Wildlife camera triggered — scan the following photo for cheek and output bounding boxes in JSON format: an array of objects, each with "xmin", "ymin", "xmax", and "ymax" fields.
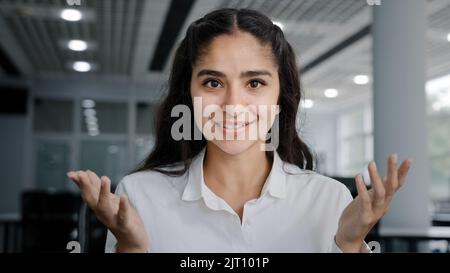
[
  {"xmin": 267, "ymin": 85, "xmax": 280, "ymax": 104},
  {"xmin": 252, "ymin": 81, "xmax": 280, "ymax": 104},
  {"xmin": 192, "ymin": 95, "xmax": 221, "ymax": 133},
  {"xmin": 253, "ymin": 89, "xmax": 280, "ymax": 130},
  {"xmin": 253, "ymin": 104, "xmax": 280, "ymax": 137},
  {"xmin": 190, "ymin": 81, "xmax": 200, "ymax": 99}
]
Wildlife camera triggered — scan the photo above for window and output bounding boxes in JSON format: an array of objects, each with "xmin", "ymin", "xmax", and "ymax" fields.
[
  {"xmin": 136, "ymin": 102, "xmax": 156, "ymax": 135},
  {"xmin": 33, "ymin": 98, "xmax": 73, "ymax": 133},
  {"xmin": 79, "ymin": 140, "xmax": 128, "ymax": 185},
  {"xmin": 34, "ymin": 139, "xmax": 70, "ymax": 190},
  {"xmin": 33, "ymin": 98, "xmax": 73, "ymax": 190},
  {"xmin": 32, "ymin": 97, "xmax": 132, "ymax": 190},
  {"xmin": 337, "ymin": 105, "xmax": 373, "ymax": 177},
  {"xmin": 135, "ymin": 102, "xmax": 157, "ymax": 164},
  {"xmin": 426, "ymin": 74, "xmax": 450, "ymax": 202},
  {"xmin": 80, "ymin": 100, "xmax": 127, "ymax": 135},
  {"xmin": 135, "ymin": 136, "xmax": 155, "ymax": 165},
  {"xmin": 30, "ymin": 97, "xmax": 161, "ymax": 189}
]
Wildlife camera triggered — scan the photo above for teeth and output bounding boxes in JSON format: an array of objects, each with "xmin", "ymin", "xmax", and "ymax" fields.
[{"xmin": 223, "ymin": 123, "xmax": 246, "ymax": 129}]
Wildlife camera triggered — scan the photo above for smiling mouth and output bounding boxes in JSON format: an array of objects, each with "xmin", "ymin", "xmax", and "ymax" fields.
[{"xmin": 214, "ymin": 120, "xmax": 256, "ymax": 129}]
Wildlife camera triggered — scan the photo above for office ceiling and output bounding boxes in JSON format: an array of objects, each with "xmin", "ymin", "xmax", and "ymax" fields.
[{"xmin": 0, "ymin": 0, "xmax": 450, "ymax": 110}]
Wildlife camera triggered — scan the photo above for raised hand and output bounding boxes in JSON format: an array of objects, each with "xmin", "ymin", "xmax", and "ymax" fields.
[
  {"xmin": 335, "ymin": 154, "xmax": 412, "ymax": 252},
  {"xmin": 67, "ymin": 170, "xmax": 149, "ymax": 253}
]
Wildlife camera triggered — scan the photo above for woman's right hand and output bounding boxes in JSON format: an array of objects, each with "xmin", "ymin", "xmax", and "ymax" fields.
[{"xmin": 67, "ymin": 170, "xmax": 149, "ymax": 253}]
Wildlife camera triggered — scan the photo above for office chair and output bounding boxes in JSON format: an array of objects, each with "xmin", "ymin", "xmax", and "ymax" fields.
[
  {"xmin": 21, "ymin": 191, "xmax": 81, "ymax": 252},
  {"xmin": 77, "ymin": 202, "xmax": 108, "ymax": 253},
  {"xmin": 77, "ymin": 184, "xmax": 116, "ymax": 252}
]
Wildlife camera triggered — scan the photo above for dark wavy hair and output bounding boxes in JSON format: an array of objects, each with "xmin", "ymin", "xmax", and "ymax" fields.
[{"xmin": 133, "ymin": 8, "xmax": 314, "ymax": 175}]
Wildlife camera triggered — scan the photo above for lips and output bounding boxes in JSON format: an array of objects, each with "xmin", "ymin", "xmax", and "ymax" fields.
[
  {"xmin": 214, "ymin": 120, "xmax": 256, "ymax": 131},
  {"xmin": 222, "ymin": 122, "xmax": 247, "ymax": 129}
]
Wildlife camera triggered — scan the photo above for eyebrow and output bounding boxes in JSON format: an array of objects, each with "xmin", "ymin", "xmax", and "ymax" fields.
[
  {"xmin": 241, "ymin": 70, "xmax": 272, "ymax": 78},
  {"xmin": 196, "ymin": 69, "xmax": 273, "ymax": 78},
  {"xmin": 197, "ymin": 69, "xmax": 225, "ymax": 78}
]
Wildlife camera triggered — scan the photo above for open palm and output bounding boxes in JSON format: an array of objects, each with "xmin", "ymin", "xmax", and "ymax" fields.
[
  {"xmin": 67, "ymin": 170, "xmax": 149, "ymax": 252},
  {"xmin": 336, "ymin": 154, "xmax": 412, "ymax": 252}
]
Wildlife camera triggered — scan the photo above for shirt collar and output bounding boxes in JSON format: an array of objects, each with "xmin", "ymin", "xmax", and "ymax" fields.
[{"xmin": 181, "ymin": 147, "xmax": 287, "ymax": 202}]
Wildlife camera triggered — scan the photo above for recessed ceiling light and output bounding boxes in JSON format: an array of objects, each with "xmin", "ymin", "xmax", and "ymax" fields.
[
  {"xmin": 108, "ymin": 145, "xmax": 119, "ymax": 154},
  {"xmin": 447, "ymin": 33, "xmax": 450, "ymax": 42},
  {"xmin": 73, "ymin": 61, "xmax": 91, "ymax": 72},
  {"xmin": 301, "ymin": 99, "xmax": 314, "ymax": 109},
  {"xmin": 83, "ymin": 108, "xmax": 96, "ymax": 117},
  {"xmin": 86, "ymin": 121, "xmax": 98, "ymax": 127},
  {"xmin": 82, "ymin": 99, "xmax": 95, "ymax": 108},
  {"xmin": 324, "ymin": 88, "xmax": 339, "ymax": 98},
  {"xmin": 273, "ymin": 21, "xmax": 284, "ymax": 30},
  {"xmin": 353, "ymin": 75, "xmax": 370, "ymax": 85},
  {"xmin": 68, "ymin": 39, "xmax": 87, "ymax": 51},
  {"xmin": 87, "ymin": 123, "xmax": 98, "ymax": 131},
  {"xmin": 61, "ymin": 9, "xmax": 82, "ymax": 22},
  {"xmin": 85, "ymin": 116, "xmax": 98, "ymax": 123},
  {"xmin": 88, "ymin": 130, "xmax": 99, "ymax": 136}
]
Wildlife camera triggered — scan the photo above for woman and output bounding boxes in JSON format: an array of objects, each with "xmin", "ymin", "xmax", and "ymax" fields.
[{"xmin": 67, "ymin": 8, "xmax": 411, "ymax": 253}]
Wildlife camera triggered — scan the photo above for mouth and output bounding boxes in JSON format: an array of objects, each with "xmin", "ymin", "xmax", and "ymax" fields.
[{"xmin": 214, "ymin": 120, "xmax": 257, "ymax": 134}]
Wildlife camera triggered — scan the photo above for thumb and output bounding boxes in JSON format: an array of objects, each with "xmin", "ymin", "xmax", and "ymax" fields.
[{"xmin": 118, "ymin": 194, "xmax": 131, "ymax": 225}]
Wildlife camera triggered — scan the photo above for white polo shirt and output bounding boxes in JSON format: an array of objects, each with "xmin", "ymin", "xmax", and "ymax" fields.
[{"xmin": 105, "ymin": 147, "xmax": 361, "ymax": 253}]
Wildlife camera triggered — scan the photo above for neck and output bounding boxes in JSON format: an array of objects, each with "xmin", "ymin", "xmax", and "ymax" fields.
[{"xmin": 203, "ymin": 142, "xmax": 272, "ymax": 198}]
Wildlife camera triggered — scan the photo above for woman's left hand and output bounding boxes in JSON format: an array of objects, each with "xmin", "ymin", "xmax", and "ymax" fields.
[{"xmin": 335, "ymin": 154, "xmax": 412, "ymax": 252}]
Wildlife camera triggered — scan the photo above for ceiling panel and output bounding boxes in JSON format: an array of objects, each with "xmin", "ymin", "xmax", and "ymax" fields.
[
  {"xmin": 0, "ymin": 0, "xmax": 146, "ymax": 75},
  {"xmin": 0, "ymin": 0, "xmax": 448, "ymax": 111}
]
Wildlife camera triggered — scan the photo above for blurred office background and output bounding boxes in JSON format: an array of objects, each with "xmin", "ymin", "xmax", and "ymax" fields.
[{"xmin": 0, "ymin": 0, "xmax": 450, "ymax": 252}]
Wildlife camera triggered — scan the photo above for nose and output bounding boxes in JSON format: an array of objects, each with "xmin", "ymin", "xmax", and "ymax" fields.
[
  {"xmin": 221, "ymin": 84, "xmax": 246, "ymax": 119},
  {"xmin": 223, "ymin": 82, "xmax": 243, "ymax": 107}
]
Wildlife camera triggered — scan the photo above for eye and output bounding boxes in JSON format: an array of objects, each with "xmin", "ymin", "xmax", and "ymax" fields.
[
  {"xmin": 203, "ymin": 79, "xmax": 223, "ymax": 89},
  {"xmin": 248, "ymin": 79, "xmax": 266, "ymax": 89}
]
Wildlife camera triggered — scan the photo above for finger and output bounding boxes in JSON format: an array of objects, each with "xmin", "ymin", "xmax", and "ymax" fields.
[
  {"xmin": 368, "ymin": 161, "xmax": 385, "ymax": 207},
  {"xmin": 97, "ymin": 176, "xmax": 112, "ymax": 207},
  {"xmin": 397, "ymin": 159, "xmax": 412, "ymax": 187},
  {"xmin": 77, "ymin": 170, "xmax": 91, "ymax": 186},
  {"xmin": 118, "ymin": 194, "xmax": 131, "ymax": 225},
  {"xmin": 356, "ymin": 174, "xmax": 371, "ymax": 211},
  {"xmin": 67, "ymin": 171, "xmax": 80, "ymax": 185},
  {"xmin": 386, "ymin": 154, "xmax": 398, "ymax": 197},
  {"xmin": 76, "ymin": 171, "xmax": 97, "ymax": 206},
  {"xmin": 86, "ymin": 170, "xmax": 101, "ymax": 189},
  {"xmin": 73, "ymin": 171, "xmax": 88, "ymax": 190}
]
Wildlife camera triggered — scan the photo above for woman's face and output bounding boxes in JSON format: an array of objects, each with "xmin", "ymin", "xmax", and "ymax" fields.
[{"xmin": 190, "ymin": 31, "xmax": 280, "ymax": 155}]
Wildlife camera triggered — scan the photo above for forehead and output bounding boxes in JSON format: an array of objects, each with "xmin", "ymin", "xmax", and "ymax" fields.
[{"xmin": 194, "ymin": 31, "xmax": 278, "ymax": 71}]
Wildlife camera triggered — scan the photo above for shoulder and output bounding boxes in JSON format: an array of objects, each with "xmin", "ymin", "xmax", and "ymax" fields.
[
  {"xmin": 115, "ymin": 167, "xmax": 188, "ymax": 198},
  {"xmin": 281, "ymin": 162, "xmax": 353, "ymax": 203}
]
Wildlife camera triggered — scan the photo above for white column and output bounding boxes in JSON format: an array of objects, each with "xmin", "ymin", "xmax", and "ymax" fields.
[{"xmin": 373, "ymin": 0, "xmax": 431, "ymax": 231}]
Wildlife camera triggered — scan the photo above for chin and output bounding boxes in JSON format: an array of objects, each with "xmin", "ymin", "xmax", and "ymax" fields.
[{"xmin": 210, "ymin": 139, "xmax": 259, "ymax": 156}]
